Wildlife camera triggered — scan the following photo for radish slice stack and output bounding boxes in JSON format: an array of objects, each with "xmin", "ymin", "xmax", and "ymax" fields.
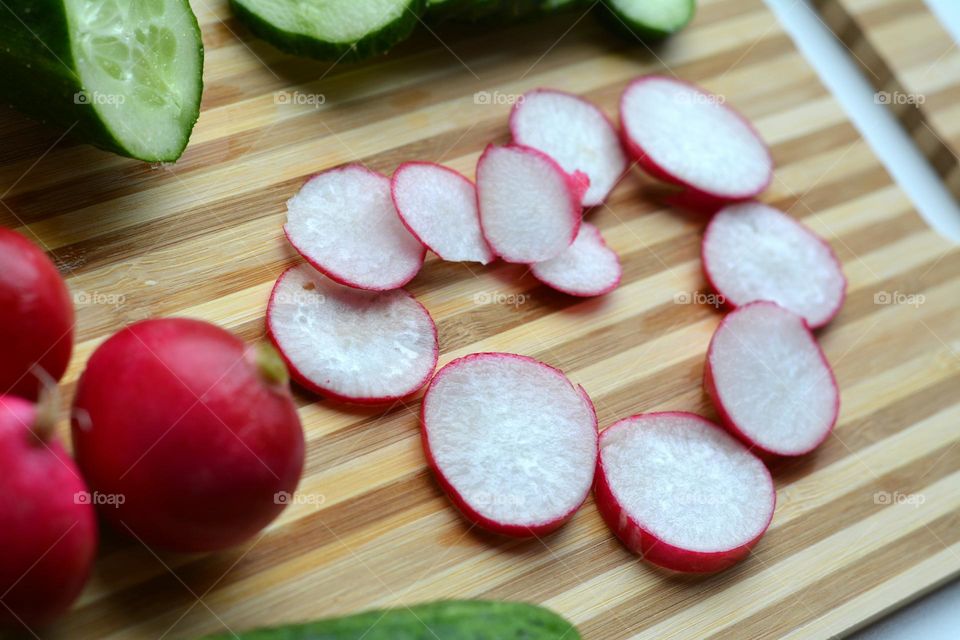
[
  {"xmin": 511, "ymin": 89, "xmax": 628, "ymax": 207},
  {"xmin": 595, "ymin": 412, "xmax": 776, "ymax": 573},
  {"xmin": 702, "ymin": 202, "xmax": 847, "ymax": 329},
  {"xmin": 422, "ymin": 353, "xmax": 598, "ymax": 536},
  {"xmin": 620, "ymin": 75, "xmax": 773, "ymax": 202},
  {"xmin": 704, "ymin": 301, "xmax": 840, "ymax": 457},
  {"xmin": 391, "ymin": 162, "xmax": 495, "ymax": 265},
  {"xmin": 477, "ymin": 144, "xmax": 588, "ymax": 264},
  {"xmin": 284, "ymin": 164, "xmax": 426, "ymax": 291},
  {"xmin": 267, "ymin": 263, "xmax": 438, "ymax": 404},
  {"xmin": 531, "ymin": 223, "xmax": 622, "ymax": 296}
]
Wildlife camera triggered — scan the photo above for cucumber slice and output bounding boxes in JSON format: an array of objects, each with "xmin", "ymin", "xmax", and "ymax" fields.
[
  {"xmin": 601, "ymin": 0, "xmax": 695, "ymax": 40},
  {"xmin": 0, "ymin": 0, "xmax": 203, "ymax": 162},
  {"xmin": 231, "ymin": 0, "xmax": 426, "ymax": 61},
  {"xmin": 201, "ymin": 600, "xmax": 581, "ymax": 639}
]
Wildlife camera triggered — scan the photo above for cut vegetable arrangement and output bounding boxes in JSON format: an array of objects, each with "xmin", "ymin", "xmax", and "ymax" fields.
[
  {"xmin": 620, "ymin": 76, "xmax": 772, "ymax": 202},
  {"xmin": 476, "ymin": 144, "xmax": 587, "ymax": 263},
  {"xmin": 595, "ymin": 412, "xmax": 775, "ymax": 573},
  {"xmin": 705, "ymin": 301, "xmax": 840, "ymax": 458},
  {"xmin": 268, "ymin": 263, "xmax": 439, "ymax": 404},
  {"xmin": 510, "ymin": 89, "xmax": 628, "ymax": 206},
  {"xmin": 0, "ymin": 0, "xmax": 204, "ymax": 161},
  {"xmin": 531, "ymin": 222, "xmax": 621, "ymax": 297},
  {"xmin": 702, "ymin": 202, "xmax": 847, "ymax": 328},
  {"xmin": 285, "ymin": 164, "xmax": 426, "ymax": 291},
  {"xmin": 391, "ymin": 161, "xmax": 494, "ymax": 264},
  {"xmin": 422, "ymin": 353, "xmax": 598, "ymax": 536}
]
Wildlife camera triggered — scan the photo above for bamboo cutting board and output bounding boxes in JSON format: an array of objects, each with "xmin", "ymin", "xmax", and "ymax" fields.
[
  {"xmin": 816, "ymin": 0, "xmax": 960, "ymax": 196},
  {"xmin": 1, "ymin": 0, "xmax": 959, "ymax": 638}
]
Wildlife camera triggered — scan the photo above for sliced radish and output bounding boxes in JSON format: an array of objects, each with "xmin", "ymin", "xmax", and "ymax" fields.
[
  {"xmin": 284, "ymin": 164, "xmax": 426, "ymax": 291},
  {"xmin": 476, "ymin": 144, "xmax": 587, "ymax": 264},
  {"xmin": 702, "ymin": 202, "xmax": 846, "ymax": 329},
  {"xmin": 531, "ymin": 223, "xmax": 621, "ymax": 296},
  {"xmin": 267, "ymin": 263, "xmax": 438, "ymax": 404},
  {"xmin": 595, "ymin": 412, "xmax": 775, "ymax": 573},
  {"xmin": 510, "ymin": 89, "xmax": 627, "ymax": 207},
  {"xmin": 390, "ymin": 161, "xmax": 494, "ymax": 264},
  {"xmin": 704, "ymin": 301, "xmax": 839, "ymax": 457},
  {"xmin": 421, "ymin": 353, "xmax": 598, "ymax": 536},
  {"xmin": 620, "ymin": 76, "xmax": 772, "ymax": 201}
]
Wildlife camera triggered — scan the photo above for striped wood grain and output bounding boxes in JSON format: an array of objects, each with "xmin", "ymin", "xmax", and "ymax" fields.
[{"xmin": 0, "ymin": 0, "xmax": 957, "ymax": 637}]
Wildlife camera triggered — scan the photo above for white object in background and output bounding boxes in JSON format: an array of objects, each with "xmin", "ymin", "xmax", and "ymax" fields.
[{"xmin": 765, "ymin": 0, "xmax": 960, "ymax": 242}]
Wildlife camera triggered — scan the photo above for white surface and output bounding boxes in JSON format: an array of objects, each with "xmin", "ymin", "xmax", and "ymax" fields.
[
  {"xmin": 763, "ymin": 1, "xmax": 960, "ymax": 636},
  {"xmin": 531, "ymin": 222, "xmax": 621, "ymax": 296}
]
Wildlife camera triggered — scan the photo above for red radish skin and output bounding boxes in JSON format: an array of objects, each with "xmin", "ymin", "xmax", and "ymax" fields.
[
  {"xmin": 620, "ymin": 76, "xmax": 773, "ymax": 203},
  {"xmin": 476, "ymin": 144, "xmax": 589, "ymax": 264},
  {"xmin": 704, "ymin": 301, "xmax": 840, "ymax": 458},
  {"xmin": 421, "ymin": 353, "xmax": 598, "ymax": 537},
  {"xmin": 702, "ymin": 202, "xmax": 847, "ymax": 329},
  {"xmin": 595, "ymin": 412, "xmax": 775, "ymax": 573},
  {"xmin": 72, "ymin": 318, "xmax": 304, "ymax": 553},
  {"xmin": 284, "ymin": 164, "xmax": 426, "ymax": 291},
  {"xmin": 531, "ymin": 222, "xmax": 622, "ymax": 297},
  {"xmin": 267, "ymin": 264, "xmax": 439, "ymax": 405},
  {"xmin": 510, "ymin": 89, "xmax": 628, "ymax": 207},
  {"xmin": 0, "ymin": 395, "xmax": 96, "ymax": 629},
  {"xmin": 0, "ymin": 229, "xmax": 74, "ymax": 400},
  {"xmin": 390, "ymin": 161, "xmax": 495, "ymax": 264}
]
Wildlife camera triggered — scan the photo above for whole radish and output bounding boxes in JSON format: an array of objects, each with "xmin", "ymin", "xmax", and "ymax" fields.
[
  {"xmin": 0, "ymin": 229, "xmax": 74, "ymax": 400},
  {"xmin": 0, "ymin": 392, "xmax": 97, "ymax": 630},
  {"xmin": 72, "ymin": 318, "xmax": 305, "ymax": 552}
]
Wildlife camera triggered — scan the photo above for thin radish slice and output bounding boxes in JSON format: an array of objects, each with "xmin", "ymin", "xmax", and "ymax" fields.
[
  {"xmin": 421, "ymin": 353, "xmax": 598, "ymax": 536},
  {"xmin": 704, "ymin": 301, "xmax": 839, "ymax": 457},
  {"xmin": 595, "ymin": 412, "xmax": 775, "ymax": 573},
  {"xmin": 510, "ymin": 89, "xmax": 627, "ymax": 206},
  {"xmin": 284, "ymin": 164, "xmax": 426, "ymax": 291},
  {"xmin": 531, "ymin": 223, "xmax": 621, "ymax": 296},
  {"xmin": 620, "ymin": 76, "xmax": 772, "ymax": 201},
  {"xmin": 476, "ymin": 144, "xmax": 588, "ymax": 264},
  {"xmin": 390, "ymin": 162, "xmax": 495, "ymax": 264},
  {"xmin": 702, "ymin": 202, "xmax": 846, "ymax": 329},
  {"xmin": 267, "ymin": 263, "xmax": 438, "ymax": 404}
]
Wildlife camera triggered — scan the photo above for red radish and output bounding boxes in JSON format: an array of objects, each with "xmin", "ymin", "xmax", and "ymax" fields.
[
  {"xmin": 267, "ymin": 263, "xmax": 438, "ymax": 404},
  {"xmin": 0, "ymin": 392, "xmax": 96, "ymax": 629},
  {"xmin": 704, "ymin": 301, "xmax": 840, "ymax": 458},
  {"xmin": 620, "ymin": 76, "xmax": 772, "ymax": 202},
  {"xmin": 421, "ymin": 353, "xmax": 597, "ymax": 537},
  {"xmin": 0, "ymin": 229, "xmax": 73, "ymax": 400},
  {"xmin": 71, "ymin": 318, "xmax": 304, "ymax": 552},
  {"xmin": 531, "ymin": 222, "xmax": 621, "ymax": 297},
  {"xmin": 702, "ymin": 202, "xmax": 846, "ymax": 329},
  {"xmin": 595, "ymin": 412, "xmax": 775, "ymax": 573},
  {"xmin": 476, "ymin": 144, "xmax": 588, "ymax": 264},
  {"xmin": 390, "ymin": 161, "xmax": 494, "ymax": 264},
  {"xmin": 284, "ymin": 164, "xmax": 426, "ymax": 291},
  {"xmin": 510, "ymin": 89, "xmax": 628, "ymax": 207}
]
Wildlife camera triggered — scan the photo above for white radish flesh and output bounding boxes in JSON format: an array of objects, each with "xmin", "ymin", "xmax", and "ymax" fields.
[
  {"xmin": 511, "ymin": 89, "xmax": 627, "ymax": 206},
  {"xmin": 284, "ymin": 164, "xmax": 425, "ymax": 291},
  {"xmin": 267, "ymin": 263, "xmax": 438, "ymax": 404},
  {"xmin": 704, "ymin": 301, "xmax": 839, "ymax": 457},
  {"xmin": 531, "ymin": 223, "xmax": 621, "ymax": 296}
]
